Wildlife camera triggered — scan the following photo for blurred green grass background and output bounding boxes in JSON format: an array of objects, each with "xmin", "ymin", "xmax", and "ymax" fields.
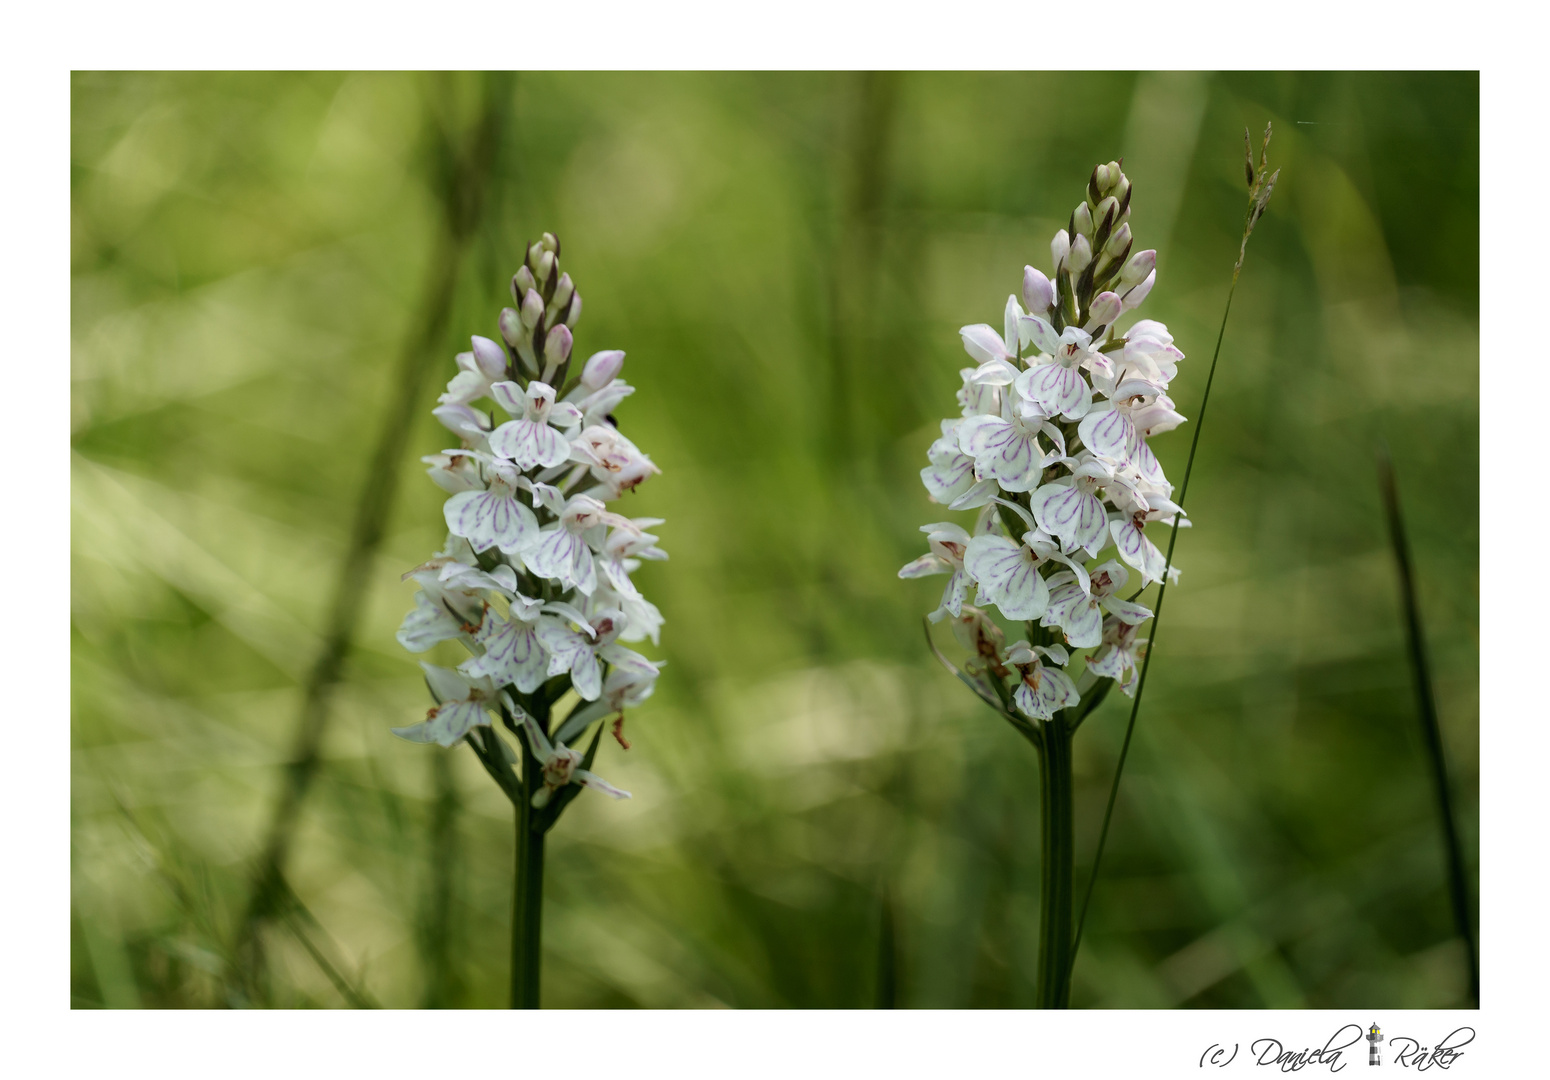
[{"xmin": 70, "ymin": 71, "xmax": 1479, "ymax": 1008}]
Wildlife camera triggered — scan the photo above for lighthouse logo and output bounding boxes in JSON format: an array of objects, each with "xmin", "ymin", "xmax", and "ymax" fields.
[{"xmin": 1367, "ymin": 1023, "xmax": 1384, "ymax": 1066}]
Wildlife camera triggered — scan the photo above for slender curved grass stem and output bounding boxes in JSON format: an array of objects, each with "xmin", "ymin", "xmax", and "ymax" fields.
[
  {"xmin": 1377, "ymin": 443, "xmax": 1479, "ymax": 1005},
  {"xmin": 1066, "ymin": 142, "xmax": 1277, "ymax": 989}
]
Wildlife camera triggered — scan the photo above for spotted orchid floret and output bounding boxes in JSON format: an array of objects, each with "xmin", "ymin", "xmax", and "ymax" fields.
[
  {"xmin": 1041, "ymin": 560, "xmax": 1152, "ymax": 649},
  {"xmin": 1005, "ymin": 641, "xmax": 1079, "ymax": 720},
  {"xmin": 899, "ymin": 521, "xmax": 976, "ymax": 622},
  {"xmin": 392, "ymin": 663, "xmax": 505, "ymax": 747},
  {"xmin": 394, "ymin": 233, "xmax": 664, "ymax": 824},
  {"xmin": 525, "ymin": 494, "xmax": 632, "ymax": 596},
  {"xmin": 1087, "ymin": 616, "xmax": 1147, "ymax": 697},
  {"xmin": 489, "ymin": 380, "xmax": 583, "ymax": 470},
  {"xmin": 519, "ymin": 707, "xmax": 630, "ymax": 808},
  {"xmin": 574, "ymin": 424, "xmax": 660, "ymax": 498},
  {"xmin": 443, "ymin": 459, "xmax": 540, "ymax": 555},
  {"xmin": 906, "ymin": 162, "xmax": 1190, "ymax": 716}
]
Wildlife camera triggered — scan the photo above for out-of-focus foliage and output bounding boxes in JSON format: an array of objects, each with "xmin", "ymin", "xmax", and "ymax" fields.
[{"xmin": 71, "ymin": 71, "xmax": 1478, "ymax": 1008}]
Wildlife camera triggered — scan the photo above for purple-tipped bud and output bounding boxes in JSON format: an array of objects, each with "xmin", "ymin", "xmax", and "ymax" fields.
[
  {"xmin": 552, "ymin": 272, "xmax": 575, "ymax": 310},
  {"xmin": 540, "ymin": 232, "xmax": 559, "ymax": 254},
  {"xmin": 582, "ymin": 349, "xmax": 626, "ymax": 389},
  {"xmin": 543, "ymin": 323, "xmax": 573, "ymax": 365},
  {"xmin": 1051, "ymin": 230, "xmax": 1071, "ymax": 273},
  {"xmin": 513, "ymin": 266, "xmax": 536, "ymax": 301},
  {"xmin": 1104, "ymin": 221, "xmax": 1132, "ymax": 258},
  {"xmin": 1121, "ymin": 269, "xmax": 1156, "ymax": 312},
  {"xmin": 521, "ymin": 288, "xmax": 544, "ymax": 329},
  {"xmin": 527, "ymin": 241, "xmax": 545, "ymax": 269},
  {"xmin": 1068, "ymin": 233, "xmax": 1093, "ymax": 274},
  {"xmin": 471, "ymin": 335, "xmax": 507, "ymax": 379},
  {"xmin": 565, "ymin": 293, "xmax": 583, "ymax": 329},
  {"xmin": 1073, "ymin": 203, "xmax": 1095, "ymax": 239},
  {"xmin": 1022, "ymin": 266, "xmax": 1055, "ymax": 313},
  {"xmin": 499, "ymin": 307, "xmax": 524, "ymax": 349},
  {"xmin": 1086, "ymin": 291, "xmax": 1122, "ymax": 329},
  {"xmin": 1120, "ymin": 249, "xmax": 1156, "ymax": 288}
]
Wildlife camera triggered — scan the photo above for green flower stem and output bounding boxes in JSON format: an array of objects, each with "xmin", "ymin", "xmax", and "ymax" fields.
[
  {"xmin": 512, "ymin": 732, "xmax": 546, "ymax": 1009},
  {"xmin": 510, "ymin": 699, "xmax": 550, "ymax": 1010},
  {"xmin": 1034, "ymin": 717, "xmax": 1076, "ymax": 1008}
]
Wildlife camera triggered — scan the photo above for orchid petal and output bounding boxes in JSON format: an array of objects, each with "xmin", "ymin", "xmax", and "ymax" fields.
[
  {"xmin": 1077, "ymin": 407, "xmax": 1138, "ymax": 466},
  {"xmin": 1016, "ymin": 363, "xmax": 1092, "ymax": 420},
  {"xmin": 964, "ymin": 535, "xmax": 1049, "ymax": 621},
  {"xmin": 1030, "ymin": 483, "xmax": 1109, "ymax": 556},
  {"xmin": 1018, "ymin": 314, "xmax": 1063, "ymax": 355},
  {"xmin": 1109, "ymin": 520, "xmax": 1168, "ymax": 586},
  {"xmin": 575, "ymin": 769, "xmax": 632, "ymax": 800},
  {"xmin": 959, "ymin": 324, "xmax": 1010, "ymax": 364}
]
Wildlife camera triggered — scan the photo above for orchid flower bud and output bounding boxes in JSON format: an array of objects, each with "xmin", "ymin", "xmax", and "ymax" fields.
[
  {"xmin": 1051, "ymin": 230, "xmax": 1071, "ymax": 272},
  {"xmin": 535, "ymin": 251, "xmax": 556, "ymax": 290},
  {"xmin": 565, "ymin": 293, "xmax": 583, "ymax": 329},
  {"xmin": 1121, "ymin": 268, "xmax": 1156, "ymax": 311},
  {"xmin": 581, "ymin": 349, "xmax": 626, "ymax": 389},
  {"xmin": 499, "ymin": 307, "xmax": 524, "ymax": 349},
  {"xmin": 1022, "ymin": 266, "xmax": 1055, "ymax": 314},
  {"xmin": 543, "ymin": 323, "xmax": 573, "ymax": 366},
  {"xmin": 1119, "ymin": 249, "xmax": 1156, "ymax": 288},
  {"xmin": 1114, "ymin": 173, "xmax": 1131, "ymax": 204},
  {"xmin": 551, "ymin": 272, "xmax": 575, "ymax": 311},
  {"xmin": 1105, "ymin": 222, "xmax": 1132, "ymax": 258},
  {"xmin": 1094, "ymin": 196, "xmax": 1118, "ymax": 233},
  {"xmin": 471, "ymin": 335, "xmax": 508, "ymax": 379},
  {"xmin": 1093, "ymin": 163, "xmax": 1111, "ymax": 194},
  {"xmin": 1073, "ymin": 203, "xmax": 1095, "ymax": 239},
  {"xmin": 1085, "ymin": 291, "xmax": 1122, "ymax": 331},
  {"xmin": 521, "ymin": 288, "xmax": 545, "ymax": 329},
  {"xmin": 527, "ymin": 241, "xmax": 545, "ymax": 269},
  {"xmin": 540, "ymin": 232, "xmax": 559, "ymax": 254},
  {"xmin": 512, "ymin": 266, "xmax": 536, "ymax": 302},
  {"xmin": 1068, "ymin": 233, "xmax": 1093, "ymax": 274}
]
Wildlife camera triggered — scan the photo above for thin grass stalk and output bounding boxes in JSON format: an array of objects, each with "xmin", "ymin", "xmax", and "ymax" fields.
[
  {"xmin": 1066, "ymin": 129, "xmax": 1279, "ymax": 993},
  {"xmin": 1376, "ymin": 443, "xmax": 1479, "ymax": 1005},
  {"xmin": 231, "ymin": 72, "xmax": 510, "ymax": 1002}
]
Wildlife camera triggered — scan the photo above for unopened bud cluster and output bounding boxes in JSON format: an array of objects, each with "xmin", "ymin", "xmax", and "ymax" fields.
[
  {"xmin": 395, "ymin": 233, "xmax": 665, "ymax": 810},
  {"xmin": 902, "ymin": 162, "xmax": 1188, "ymax": 714}
]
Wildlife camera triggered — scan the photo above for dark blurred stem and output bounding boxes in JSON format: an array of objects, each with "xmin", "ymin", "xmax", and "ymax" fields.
[
  {"xmin": 511, "ymin": 706, "xmax": 546, "ymax": 1009},
  {"xmin": 824, "ymin": 71, "xmax": 897, "ymax": 469},
  {"xmin": 1034, "ymin": 719, "xmax": 1075, "ymax": 1008},
  {"xmin": 874, "ymin": 889, "xmax": 898, "ymax": 1009},
  {"xmin": 231, "ymin": 72, "xmax": 510, "ymax": 1002},
  {"xmin": 1377, "ymin": 444, "xmax": 1479, "ymax": 1006},
  {"xmin": 419, "ymin": 750, "xmax": 459, "ymax": 1008}
]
